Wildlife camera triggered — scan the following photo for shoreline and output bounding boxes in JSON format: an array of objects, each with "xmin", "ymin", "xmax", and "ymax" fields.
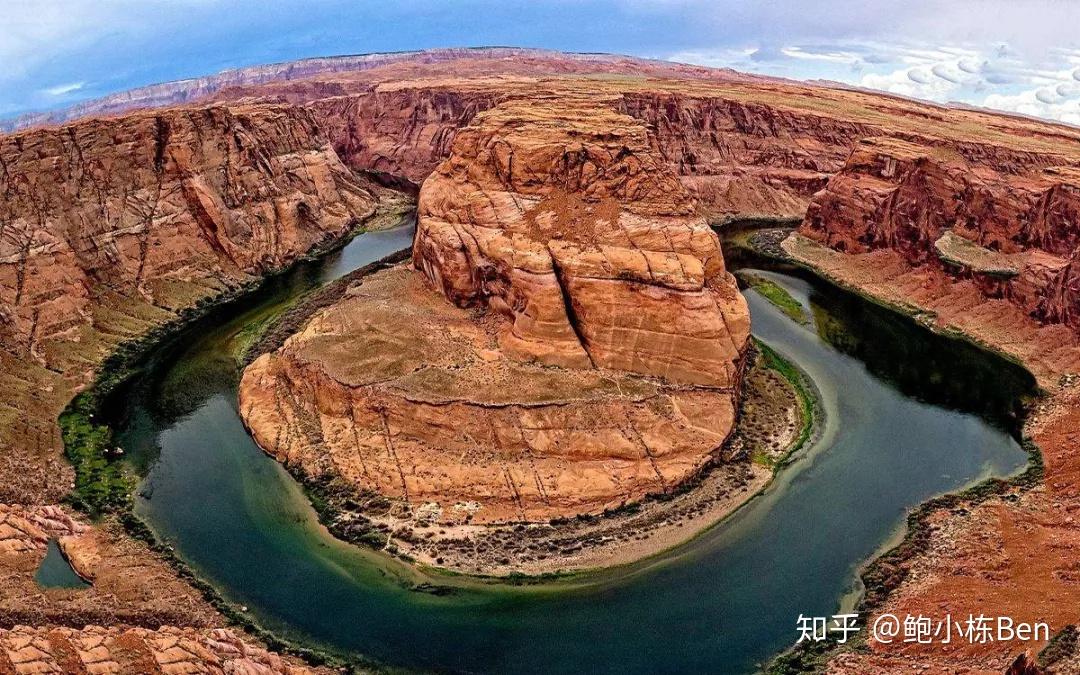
[
  {"xmin": 54, "ymin": 194, "xmax": 418, "ymax": 674},
  {"xmin": 230, "ymin": 224, "xmax": 823, "ymax": 581},
  {"xmin": 247, "ymin": 318, "xmax": 821, "ymax": 580},
  {"xmin": 62, "ymin": 211, "xmax": 1040, "ymax": 673},
  {"xmin": 750, "ymin": 228, "xmax": 1067, "ymax": 673}
]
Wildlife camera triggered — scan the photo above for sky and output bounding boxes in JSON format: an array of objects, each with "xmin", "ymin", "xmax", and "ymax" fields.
[{"xmin": 6, "ymin": 0, "xmax": 1080, "ymax": 124}]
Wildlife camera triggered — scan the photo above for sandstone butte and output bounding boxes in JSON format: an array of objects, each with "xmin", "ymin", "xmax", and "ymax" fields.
[
  {"xmin": 5, "ymin": 46, "xmax": 1080, "ymax": 671},
  {"xmin": 239, "ymin": 95, "xmax": 750, "ymax": 525}
]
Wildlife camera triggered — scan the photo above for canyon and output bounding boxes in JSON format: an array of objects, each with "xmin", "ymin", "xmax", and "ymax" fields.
[{"xmin": 5, "ymin": 47, "xmax": 1080, "ymax": 672}]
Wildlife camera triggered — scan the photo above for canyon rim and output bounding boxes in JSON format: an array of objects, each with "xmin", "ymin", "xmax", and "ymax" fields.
[{"xmin": 3, "ymin": 37, "xmax": 1080, "ymax": 675}]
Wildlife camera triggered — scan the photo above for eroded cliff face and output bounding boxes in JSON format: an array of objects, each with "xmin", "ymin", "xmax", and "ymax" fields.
[
  {"xmin": 0, "ymin": 503, "xmax": 329, "ymax": 673},
  {"xmin": 240, "ymin": 95, "xmax": 750, "ymax": 526},
  {"xmin": 413, "ymin": 95, "xmax": 751, "ymax": 385},
  {"xmin": 310, "ymin": 87, "xmax": 500, "ymax": 185},
  {"xmin": 617, "ymin": 92, "xmax": 871, "ymax": 220},
  {"xmin": 0, "ymin": 103, "xmax": 376, "ymax": 366},
  {"xmin": 12, "ymin": 48, "xmax": 1080, "ymax": 671},
  {"xmin": 241, "ymin": 268, "xmax": 738, "ymax": 525},
  {"xmin": 787, "ymin": 133, "xmax": 1080, "ymax": 673},
  {"xmin": 800, "ymin": 136, "xmax": 1080, "ymax": 330},
  {"xmin": 305, "ymin": 84, "xmax": 874, "ymax": 222},
  {"xmin": 0, "ymin": 103, "xmax": 379, "ymax": 505},
  {"xmin": 0, "ymin": 100, "xmax": 385, "ymax": 674}
]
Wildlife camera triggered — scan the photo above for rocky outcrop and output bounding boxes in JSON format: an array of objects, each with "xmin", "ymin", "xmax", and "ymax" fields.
[
  {"xmin": 784, "ymin": 133, "xmax": 1080, "ymax": 674},
  {"xmin": 800, "ymin": 136, "xmax": 1080, "ymax": 329},
  {"xmin": 14, "ymin": 46, "xmax": 1080, "ymax": 670},
  {"xmin": 414, "ymin": 95, "xmax": 750, "ymax": 385},
  {"xmin": 240, "ymin": 95, "xmax": 750, "ymax": 526},
  {"xmin": 0, "ymin": 504, "xmax": 220, "ymax": 629},
  {"xmin": 0, "ymin": 505, "xmax": 328, "ymax": 672},
  {"xmin": 617, "ymin": 92, "xmax": 868, "ymax": 219},
  {"xmin": 0, "ymin": 103, "xmax": 376, "ymax": 365},
  {"xmin": 0, "ymin": 625, "xmax": 321, "ymax": 674},
  {"xmin": 308, "ymin": 86, "xmax": 873, "ymax": 221},
  {"xmin": 309, "ymin": 88, "xmax": 500, "ymax": 185},
  {"xmin": 801, "ymin": 137, "xmax": 1077, "ymax": 257},
  {"xmin": 241, "ymin": 267, "xmax": 738, "ymax": 524}
]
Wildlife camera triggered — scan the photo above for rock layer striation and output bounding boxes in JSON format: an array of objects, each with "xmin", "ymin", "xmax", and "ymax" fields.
[
  {"xmin": 241, "ymin": 95, "xmax": 751, "ymax": 525},
  {"xmin": 0, "ymin": 103, "xmax": 378, "ymax": 505}
]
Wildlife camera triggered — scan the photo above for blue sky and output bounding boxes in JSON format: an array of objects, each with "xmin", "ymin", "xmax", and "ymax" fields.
[{"xmin": 7, "ymin": 0, "xmax": 1080, "ymax": 123}]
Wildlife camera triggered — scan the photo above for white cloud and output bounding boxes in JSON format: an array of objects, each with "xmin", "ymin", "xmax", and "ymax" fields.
[
  {"xmin": 41, "ymin": 81, "xmax": 84, "ymax": 96},
  {"xmin": 3, "ymin": 0, "xmax": 1080, "ymax": 126},
  {"xmin": 675, "ymin": 36, "xmax": 1080, "ymax": 124},
  {"xmin": 779, "ymin": 46, "xmax": 861, "ymax": 64},
  {"xmin": 985, "ymin": 88, "xmax": 1080, "ymax": 125},
  {"xmin": 0, "ymin": 1, "xmax": 211, "ymax": 83}
]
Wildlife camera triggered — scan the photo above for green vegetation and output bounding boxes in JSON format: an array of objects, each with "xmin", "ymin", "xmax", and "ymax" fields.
[
  {"xmin": 59, "ymin": 391, "xmax": 133, "ymax": 517},
  {"xmin": 750, "ymin": 449, "xmax": 776, "ymax": 469},
  {"xmin": 755, "ymin": 339, "xmax": 816, "ymax": 461},
  {"xmin": 740, "ymin": 272, "xmax": 809, "ymax": 325}
]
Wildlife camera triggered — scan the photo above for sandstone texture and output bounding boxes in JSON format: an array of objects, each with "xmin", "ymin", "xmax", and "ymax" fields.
[
  {"xmin": 0, "ymin": 503, "xmax": 329, "ymax": 674},
  {"xmin": 0, "ymin": 503, "xmax": 214, "ymax": 631},
  {"xmin": 0, "ymin": 103, "xmax": 378, "ymax": 505},
  {"xmin": 10, "ymin": 47, "xmax": 1080, "ymax": 671},
  {"xmin": 413, "ymin": 96, "xmax": 750, "ymax": 384},
  {"xmin": 0, "ymin": 75, "xmax": 381, "ymax": 674},
  {"xmin": 787, "ymin": 118, "xmax": 1080, "ymax": 672},
  {"xmin": 801, "ymin": 136, "xmax": 1080, "ymax": 330},
  {"xmin": 0, "ymin": 625, "xmax": 319, "ymax": 674},
  {"xmin": 784, "ymin": 232, "xmax": 1080, "ymax": 673},
  {"xmin": 241, "ymin": 96, "xmax": 749, "ymax": 525},
  {"xmin": 242, "ymin": 267, "xmax": 738, "ymax": 525}
]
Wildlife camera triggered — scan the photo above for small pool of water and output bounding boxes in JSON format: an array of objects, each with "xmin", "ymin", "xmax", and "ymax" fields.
[
  {"xmin": 35, "ymin": 539, "xmax": 90, "ymax": 590},
  {"xmin": 106, "ymin": 226, "xmax": 1035, "ymax": 674}
]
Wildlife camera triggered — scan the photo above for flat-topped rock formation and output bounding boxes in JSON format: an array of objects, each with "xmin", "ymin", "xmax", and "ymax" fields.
[
  {"xmin": 413, "ymin": 95, "xmax": 750, "ymax": 385},
  {"xmin": 240, "ymin": 95, "xmax": 750, "ymax": 525}
]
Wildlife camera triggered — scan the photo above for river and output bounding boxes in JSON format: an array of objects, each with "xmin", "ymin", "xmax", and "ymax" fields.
[{"xmin": 108, "ymin": 219, "xmax": 1033, "ymax": 674}]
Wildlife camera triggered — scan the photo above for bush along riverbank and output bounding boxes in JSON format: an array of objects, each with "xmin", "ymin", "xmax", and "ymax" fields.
[
  {"xmin": 738, "ymin": 272, "xmax": 810, "ymax": 326},
  {"xmin": 55, "ymin": 197, "xmax": 416, "ymax": 674}
]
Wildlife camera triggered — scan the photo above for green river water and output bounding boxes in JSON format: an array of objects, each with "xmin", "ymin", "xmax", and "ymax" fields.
[{"xmin": 105, "ymin": 220, "xmax": 1034, "ymax": 673}]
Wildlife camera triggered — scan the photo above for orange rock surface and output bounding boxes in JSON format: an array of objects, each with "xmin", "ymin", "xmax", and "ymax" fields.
[
  {"xmin": 241, "ymin": 95, "xmax": 749, "ymax": 524},
  {"xmin": 12, "ymin": 47, "xmax": 1080, "ymax": 670},
  {"xmin": 0, "ymin": 503, "xmax": 331, "ymax": 673},
  {"xmin": 413, "ymin": 95, "xmax": 750, "ymax": 385},
  {"xmin": 784, "ymin": 236, "xmax": 1080, "ymax": 672},
  {"xmin": 241, "ymin": 267, "xmax": 738, "ymax": 524},
  {"xmin": 0, "ymin": 625, "xmax": 320, "ymax": 674},
  {"xmin": 0, "ymin": 103, "xmax": 379, "ymax": 506}
]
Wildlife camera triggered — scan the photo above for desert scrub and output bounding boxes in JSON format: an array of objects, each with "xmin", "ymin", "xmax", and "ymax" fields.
[
  {"xmin": 750, "ymin": 448, "xmax": 778, "ymax": 469},
  {"xmin": 740, "ymin": 271, "xmax": 809, "ymax": 324}
]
